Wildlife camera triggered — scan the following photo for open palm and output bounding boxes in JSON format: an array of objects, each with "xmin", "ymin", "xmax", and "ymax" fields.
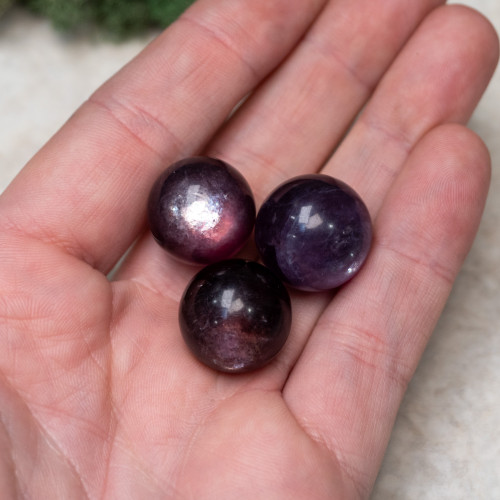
[{"xmin": 0, "ymin": 1, "xmax": 498, "ymax": 498}]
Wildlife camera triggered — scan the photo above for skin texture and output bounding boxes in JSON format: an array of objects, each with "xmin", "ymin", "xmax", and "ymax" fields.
[{"xmin": 0, "ymin": 0, "xmax": 498, "ymax": 498}]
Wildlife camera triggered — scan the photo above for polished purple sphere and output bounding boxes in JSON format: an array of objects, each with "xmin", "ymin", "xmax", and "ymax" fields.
[
  {"xmin": 255, "ymin": 174, "xmax": 372, "ymax": 291},
  {"xmin": 148, "ymin": 157, "xmax": 255, "ymax": 265},
  {"xmin": 179, "ymin": 259, "xmax": 292, "ymax": 373}
]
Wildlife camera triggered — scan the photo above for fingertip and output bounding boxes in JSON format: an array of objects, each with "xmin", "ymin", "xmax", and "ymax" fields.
[
  {"xmin": 433, "ymin": 3, "xmax": 499, "ymax": 69},
  {"xmin": 413, "ymin": 123, "xmax": 491, "ymax": 201},
  {"xmin": 375, "ymin": 122, "xmax": 492, "ymax": 281}
]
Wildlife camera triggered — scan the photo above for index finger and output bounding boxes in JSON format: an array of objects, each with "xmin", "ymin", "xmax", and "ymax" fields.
[{"xmin": 0, "ymin": 0, "xmax": 326, "ymax": 272}]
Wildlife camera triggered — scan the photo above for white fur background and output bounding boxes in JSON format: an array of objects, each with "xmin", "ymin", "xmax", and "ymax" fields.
[{"xmin": 1, "ymin": 2, "xmax": 499, "ymax": 498}]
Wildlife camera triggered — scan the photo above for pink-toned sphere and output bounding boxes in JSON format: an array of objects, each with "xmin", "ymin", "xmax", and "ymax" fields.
[{"xmin": 148, "ymin": 157, "xmax": 255, "ymax": 265}]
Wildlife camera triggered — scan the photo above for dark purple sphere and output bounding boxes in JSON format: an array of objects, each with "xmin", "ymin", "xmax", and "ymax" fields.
[
  {"xmin": 148, "ymin": 157, "xmax": 255, "ymax": 265},
  {"xmin": 255, "ymin": 174, "xmax": 372, "ymax": 291},
  {"xmin": 179, "ymin": 259, "xmax": 292, "ymax": 373}
]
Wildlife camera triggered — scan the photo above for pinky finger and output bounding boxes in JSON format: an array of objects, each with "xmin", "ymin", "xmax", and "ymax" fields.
[{"xmin": 283, "ymin": 123, "xmax": 491, "ymax": 497}]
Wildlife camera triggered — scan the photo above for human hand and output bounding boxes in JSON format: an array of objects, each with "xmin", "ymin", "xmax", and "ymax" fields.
[{"xmin": 0, "ymin": 0, "xmax": 497, "ymax": 498}]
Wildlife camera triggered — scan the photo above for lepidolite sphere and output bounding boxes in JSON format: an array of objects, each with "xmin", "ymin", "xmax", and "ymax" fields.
[
  {"xmin": 255, "ymin": 174, "xmax": 372, "ymax": 291},
  {"xmin": 148, "ymin": 157, "xmax": 255, "ymax": 265},
  {"xmin": 179, "ymin": 259, "xmax": 292, "ymax": 373}
]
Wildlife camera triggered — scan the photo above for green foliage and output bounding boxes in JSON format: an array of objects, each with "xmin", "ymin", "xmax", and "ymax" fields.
[
  {"xmin": 148, "ymin": 0, "xmax": 195, "ymax": 26},
  {"xmin": 19, "ymin": 0, "xmax": 93, "ymax": 31},
  {"xmin": 0, "ymin": 0, "xmax": 14, "ymax": 15},
  {"xmin": 17, "ymin": 0, "xmax": 195, "ymax": 38}
]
